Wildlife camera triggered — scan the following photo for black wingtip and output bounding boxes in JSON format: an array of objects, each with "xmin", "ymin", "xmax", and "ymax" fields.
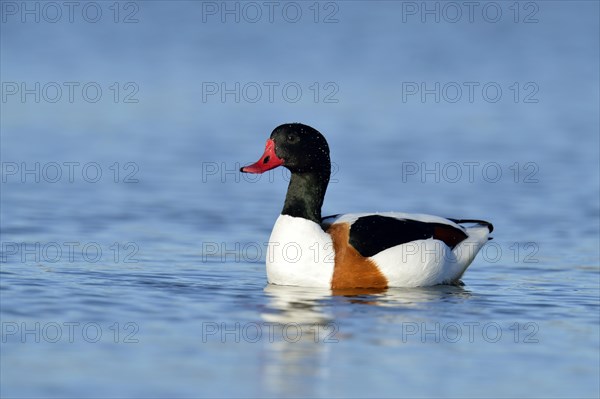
[{"xmin": 449, "ymin": 219, "xmax": 494, "ymax": 233}]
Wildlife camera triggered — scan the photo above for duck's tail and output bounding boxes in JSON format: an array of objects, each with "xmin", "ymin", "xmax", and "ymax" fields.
[
  {"xmin": 449, "ymin": 219, "xmax": 494, "ymax": 279},
  {"xmin": 448, "ymin": 218, "xmax": 494, "ymax": 233}
]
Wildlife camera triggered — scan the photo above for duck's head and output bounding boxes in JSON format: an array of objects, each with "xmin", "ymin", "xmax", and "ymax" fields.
[{"xmin": 240, "ymin": 123, "xmax": 330, "ymax": 175}]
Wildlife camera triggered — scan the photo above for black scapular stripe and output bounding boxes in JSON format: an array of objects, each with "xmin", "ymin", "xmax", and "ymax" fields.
[{"xmin": 348, "ymin": 215, "xmax": 468, "ymax": 258}]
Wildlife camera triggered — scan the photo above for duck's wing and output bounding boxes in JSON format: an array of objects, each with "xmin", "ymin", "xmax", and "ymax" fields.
[{"xmin": 321, "ymin": 212, "xmax": 491, "ymax": 258}]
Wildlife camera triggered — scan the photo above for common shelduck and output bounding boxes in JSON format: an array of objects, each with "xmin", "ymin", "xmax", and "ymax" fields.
[{"xmin": 240, "ymin": 123, "xmax": 493, "ymax": 289}]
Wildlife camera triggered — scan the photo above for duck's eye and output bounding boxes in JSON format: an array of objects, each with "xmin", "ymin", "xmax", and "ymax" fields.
[{"xmin": 287, "ymin": 134, "xmax": 297, "ymax": 143}]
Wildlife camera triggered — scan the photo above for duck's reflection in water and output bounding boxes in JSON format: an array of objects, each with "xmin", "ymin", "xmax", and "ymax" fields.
[
  {"xmin": 258, "ymin": 285, "xmax": 333, "ymax": 397},
  {"xmin": 258, "ymin": 284, "xmax": 472, "ymax": 396},
  {"xmin": 333, "ymin": 284, "xmax": 471, "ymax": 306}
]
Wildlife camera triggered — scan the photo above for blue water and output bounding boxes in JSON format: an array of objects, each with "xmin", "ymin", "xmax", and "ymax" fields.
[{"xmin": 1, "ymin": 1, "xmax": 599, "ymax": 398}]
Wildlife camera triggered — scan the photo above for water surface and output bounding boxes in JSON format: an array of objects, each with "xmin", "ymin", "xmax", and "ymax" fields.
[{"xmin": 1, "ymin": 2, "xmax": 599, "ymax": 398}]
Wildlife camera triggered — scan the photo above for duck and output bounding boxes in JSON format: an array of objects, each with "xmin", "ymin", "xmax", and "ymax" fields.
[{"xmin": 240, "ymin": 123, "xmax": 493, "ymax": 289}]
